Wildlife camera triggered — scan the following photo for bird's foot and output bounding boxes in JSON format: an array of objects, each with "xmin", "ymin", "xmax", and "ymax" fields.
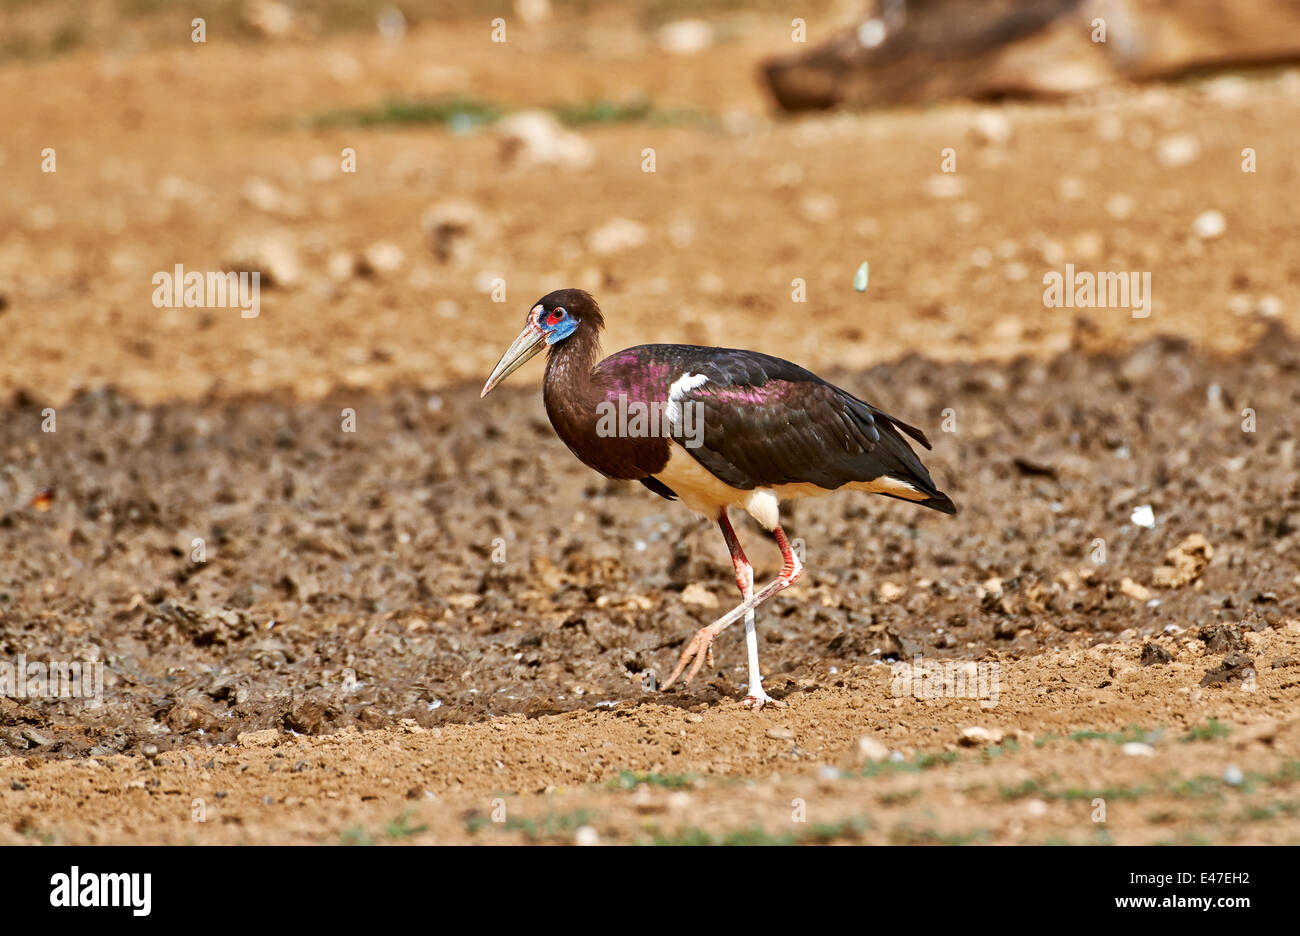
[
  {"xmin": 660, "ymin": 624, "xmax": 722, "ymax": 690},
  {"xmin": 739, "ymin": 688, "xmax": 786, "ymax": 711}
]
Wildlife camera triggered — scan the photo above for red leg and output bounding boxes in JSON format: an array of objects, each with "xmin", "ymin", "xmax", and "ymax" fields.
[
  {"xmin": 662, "ymin": 516, "xmax": 803, "ymax": 692},
  {"xmin": 718, "ymin": 510, "xmax": 754, "ymax": 596}
]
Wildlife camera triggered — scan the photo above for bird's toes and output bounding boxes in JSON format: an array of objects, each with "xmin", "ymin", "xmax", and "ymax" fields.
[
  {"xmin": 739, "ymin": 692, "xmax": 786, "ymax": 711},
  {"xmin": 661, "ymin": 638, "xmax": 704, "ymax": 690},
  {"xmin": 685, "ymin": 644, "xmax": 711, "ymax": 683}
]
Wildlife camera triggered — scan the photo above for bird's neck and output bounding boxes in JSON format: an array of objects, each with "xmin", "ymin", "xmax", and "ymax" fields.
[
  {"xmin": 543, "ymin": 325, "xmax": 604, "ymax": 414},
  {"xmin": 542, "ymin": 325, "xmax": 613, "ymax": 468}
]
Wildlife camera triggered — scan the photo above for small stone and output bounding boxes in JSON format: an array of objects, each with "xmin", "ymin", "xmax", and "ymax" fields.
[
  {"xmin": 242, "ymin": 177, "xmax": 285, "ymax": 213},
  {"xmin": 971, "ymin": 111, "xmax": 1011, "ymax": 145},
  {"xmin": 1122, "ymin": 742, "xmax": 1155, "ymax": 757},
  {"xmin": 1057, "ymin": 176, "xmax": 1085, "ymax": 200},
  {"xmin": 1003, "ymin": 261, "xmax": 1029, "ymax": 282},
  {"xmin": 587, "ymin": 218, "xmax": 648, "ymax": 256},
  {"xmin": 19, "ymin": 728, "xmax": 51, "ymax": 747},
  {"xmin": 857, "ymin": 736, "xmax": 890, "ymax": 762},
  {"xmin": 497, "ymin": 111, "xmax": 594, "ymax": 171},
  {"xmin": 327, "ymin": 252, "xmax": 357, "ymax": 281},
  {"xmin": 1228, "ymin": 293, "xmax": 1252, "ymax": 316},
  {"xmin": 800, "ymin": 194, "xmax": 837, "ymax": 222},
  {"xmin": 245, "ymin": 0, "xmax": 295, "ymax": 38},
  {"xmin": 1193, "ymin": 210, "xmax": 1226, "ymax": 239},
  {"xmin": 1131, "ymin": 505, "xmax": 1156, "ymax": 528},
  {"xmin": 225, "ymin": 233, "xmax": 301, "ymax": 287},
  {"xmin": 1256, "ymin": 295, "xmax": 1283, "ymax": 318},
  {"xmin": 992, "ymin": 617, "xmax": 1020, "ymax": 639},
  {"xmin": 421, "ymin": 200, "xmax": 494, "ymax": 264},
  {"xmin": 1121, "ymin": 578, "xmax": 1153, "ymax": 602},
  {"xmin": 1140, "ymin": 643, "xmax": 1173, "ymax": 665},
  {"xmin": 959, "ymin": 726, "xmax": 1003, "ymax": 747},
  {"xmin": 1152, "ymin": 534, "xmax": 1213, "ymax": 588},
  {"xmin": 284, "ymin": 699, "xmax": 330, "ymax": 735},
  {"xmin": 1223, "ymin": 764, "xmax": 1244, "ymax": 786},
  {"xmin": 877, "ymin": 581, "xmax": 906, "ymax": 602},
  {"xmin": 575, "ymin": 825, "xmax": 600, "ymax": 846},
  {"xmin": 377, "ymin": 6, "xmax": 406, "ymax": 40},
  {"xmin": 360, "ymin": 242, "xmax": 405, "ymax": 276},
  {"xmin": 1106, "ymin": 194, "xmax": 1134, "ymax": 219},
  {"xmin": 515, "ymin": 0, "xmax": 551, "ymax": 25},
  {"xmin": 237, "ymin": 728, "xmax": 281, "ymax": 748},
  {"xmin": 657, "ymin": 19, "xmax": 712, "ymax": 55},
  {"xmin": 925, "ymin": 175, "xmax": 966, "ymax": 199},
  {"xmin": 679, "ymin": 583, "xmax": 717, "ymax": 608},
  {"xmin": 1197, "ymin": 624, "xmax": 1245, "ymax": 654},
  {"xmin": 1200, "ymin": 653, "xmax": 1255, "ymax": 687},
  {"xmin": 1156, "ymin": 134, "xmax": 1200, "ymax": 167}
]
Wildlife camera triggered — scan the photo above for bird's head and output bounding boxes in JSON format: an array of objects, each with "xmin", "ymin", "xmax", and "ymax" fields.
[{"xmin": 480, "ymin": 289, "xmax": 602, "ymax": 397}]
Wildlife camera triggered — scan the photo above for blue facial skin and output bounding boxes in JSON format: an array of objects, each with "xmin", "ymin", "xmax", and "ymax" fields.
[{"xmin": 543, "ymin": 312, "xmax": 578, "ymax": 345}]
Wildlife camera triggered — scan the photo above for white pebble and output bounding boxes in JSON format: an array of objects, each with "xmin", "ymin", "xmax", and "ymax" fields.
[
  {"xmin": 362, "ymin": 242, "xmax": 405, "ymax": 276},
  {"xmin": 972, "ymin": 111, "xmax": 1011, "ymax": 145},
  {"xmin": 857, "ymin": 19, "xmax": 887, "ymax": 48},
  {"xmin": 1057, "ymin": 176, "xmax": 1086, "ymax": 200},
  {"xmin": 1131, "ymin": 505, "xmax": 1156, "ymax": 529},
  {"xmin": 1156, "ymin": 134, "xmax": 1200, "ymax": 168},
  {"xmin": 1193, "ymin": 210, "xmax": 1226, "ymax": 239},
  {"xmin": 960, "ymin": 726, "xmax": 1004, "ymax": 746},
  {"xmin": 587, "ymin": 218, "xmax": 648, "ymax": 256},
  {"xmin": 925, "ymin": 175, "xmax": 966, "ymax": 199},
  {"xmin": 1256, "ymin": 295, "xmax": 1282, "ymax": 318},
  {"xmin": 658, "ymin": 19, "xmax": 712, "ymax": 55},
  {"xmin": 1105, "ymin": 194, "xmax": 1134, "ymax": 220},
  {"xmin": 857, "ymin": 736, "xmax": 890, "ymax": 762}
]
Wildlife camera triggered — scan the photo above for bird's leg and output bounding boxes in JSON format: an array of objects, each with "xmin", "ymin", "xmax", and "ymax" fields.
[
  {"xmin": 661, "ymin": 519, "xmax": 802, "ymax": 697},
  {"xmin": 719, "ymin": 513, "xmax": 783, "ymax": 710},
  {"xmin": 739, "ymin": 579, "xmax": 785, "ymax": 709}
]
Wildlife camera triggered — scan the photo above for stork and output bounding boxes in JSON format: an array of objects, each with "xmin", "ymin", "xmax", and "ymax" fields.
[{"xmin": 481, "ymin": 289, "xmax": 956, "ymax": 710}]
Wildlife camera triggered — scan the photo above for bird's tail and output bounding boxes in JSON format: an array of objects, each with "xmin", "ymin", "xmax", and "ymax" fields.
[
  {"xmin": 851, "ymin": 401, "xmax": 958, "ymax": 515},
  {"xmin": 917, "ymin": 490, "xmax": 957, "ymax": 515}
]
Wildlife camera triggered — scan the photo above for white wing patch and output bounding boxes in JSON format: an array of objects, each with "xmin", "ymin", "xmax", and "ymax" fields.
[{"xmin": 665, "ymin": 372, "xmax": 709, "ymax": 426}]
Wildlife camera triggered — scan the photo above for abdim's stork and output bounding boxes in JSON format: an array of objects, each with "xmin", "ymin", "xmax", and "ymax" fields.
[{"xmin": 481, "ymin": 289, "xmax": 956, "ymax": 710}]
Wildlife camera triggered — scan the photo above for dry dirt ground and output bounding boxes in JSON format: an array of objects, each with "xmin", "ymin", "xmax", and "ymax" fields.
[{"xmin": 1, "ymin": 6, "xmax": 1299, "ymax": 845}]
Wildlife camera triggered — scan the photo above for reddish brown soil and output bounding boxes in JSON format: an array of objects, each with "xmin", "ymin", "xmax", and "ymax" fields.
[{"xmin": 1, "ymin": 7, "xmax": 1298, "ymax": 844}]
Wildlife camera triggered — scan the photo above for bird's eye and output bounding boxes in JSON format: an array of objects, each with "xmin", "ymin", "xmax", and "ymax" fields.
[{"xmin": 547, "ymin": 307, "xmax": 567, "ymax": 326}]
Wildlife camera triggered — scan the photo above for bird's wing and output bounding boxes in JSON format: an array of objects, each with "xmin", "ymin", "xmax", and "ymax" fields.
[{"xmin": 664, "ymin": 349, "xmax": 940, "ymax": 495}]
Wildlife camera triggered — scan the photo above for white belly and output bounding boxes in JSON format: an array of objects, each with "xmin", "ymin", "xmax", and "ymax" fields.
[{"xmin": 651, "ymin": 442, "xmax": 925, "ymax": 530}]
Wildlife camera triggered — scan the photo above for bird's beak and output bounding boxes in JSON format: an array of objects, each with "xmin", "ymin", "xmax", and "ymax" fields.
[{"xmin": 481, "ymin": 322, "xmax": 547, "ymax": 398}]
